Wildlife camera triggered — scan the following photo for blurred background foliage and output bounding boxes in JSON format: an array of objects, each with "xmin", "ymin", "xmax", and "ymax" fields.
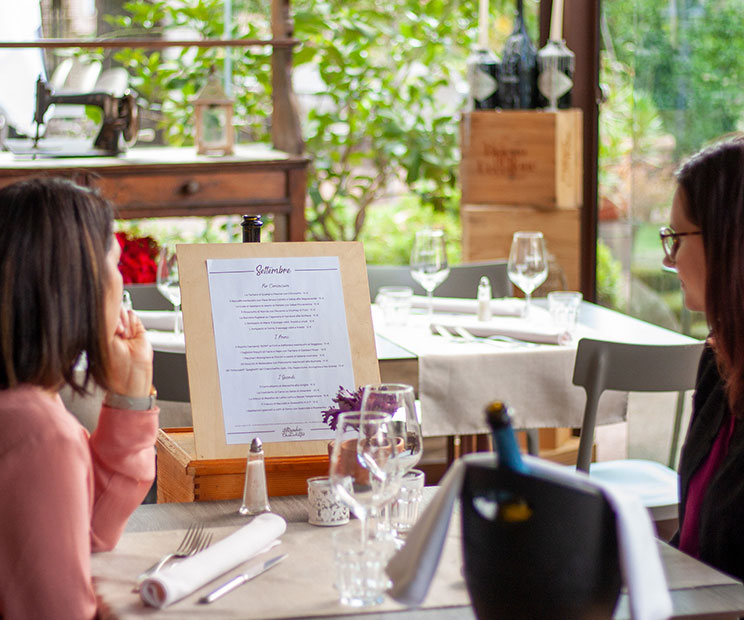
[{"xmin": 88, "ymin": 0, "xmax": 743, "ymax": 331}]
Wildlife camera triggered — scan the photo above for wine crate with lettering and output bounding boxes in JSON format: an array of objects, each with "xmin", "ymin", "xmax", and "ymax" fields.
[
  {"xmin": 461, "ymin": 203, "xmax": 581, "ymax": 291},
  {"xmin": 156, "ymin": 428, "xmax": 330, "ymax": 503},
  {"xmin": 460, "ymin": 109, "xmax": 582, "ymax": 209}
]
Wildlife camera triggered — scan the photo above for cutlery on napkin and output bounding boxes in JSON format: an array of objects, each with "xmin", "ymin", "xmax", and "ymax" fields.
[
  {"xmin": 139, "ymin": 513, "xmax": 286, "ymax": 609},
  {"xmin": 386, "ymin": 453, "xmax": 673, "ymax": 620},
  {"xmin": 430, "ymin": 318, "xmax": 562, "ymax": 345}
]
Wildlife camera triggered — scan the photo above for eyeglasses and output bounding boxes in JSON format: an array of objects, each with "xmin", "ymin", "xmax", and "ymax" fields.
[{"xmin": 659, "ymin": 226, "xmax": 702, "ymax": 263}]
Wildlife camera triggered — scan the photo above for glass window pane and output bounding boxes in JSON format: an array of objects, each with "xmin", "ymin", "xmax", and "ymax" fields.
[{"xmin": 599, "ymin": 0, "xmax": 743, "ymax": 338}]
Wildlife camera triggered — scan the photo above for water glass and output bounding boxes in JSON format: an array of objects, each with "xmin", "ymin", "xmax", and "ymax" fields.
[
  {"xmin": 376, "ymin": 286, "xmax": 413, "ymax": 327},
  {"xmin": 548, "ymin": 291, "xmax": 583, "ymax": 344},
  {"xmin": 332, "ymin": 524, "xmax": 394, "ymax": 607},
  {"xmin": 390, "ymin": 469, "xmax": 425, "ymax": 536},
  {"xmin": 307, "ymin": 476, "xmax": 349, "ymax": 526}
]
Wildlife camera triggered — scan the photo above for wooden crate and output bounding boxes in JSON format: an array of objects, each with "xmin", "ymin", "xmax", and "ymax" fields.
[
  {"xmin": 156, "ymin": 428, "xmax": 330, "ymax": 503},
  {"xmin": 460, "ymin": 109, "xmax": 583, "ymax": 209},
  {"xmin": 461, "ymin": 203, "xmax": 582, "ymax": 291}
]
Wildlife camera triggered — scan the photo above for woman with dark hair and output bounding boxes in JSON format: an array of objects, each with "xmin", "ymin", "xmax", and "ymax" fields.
[
  {"xmin": 0, "ymin": 177, "xmax": 158, "ymax": 619},
  {"xmin": 662, "ymin": 135, "xmax": 744, "ymax": 580}
]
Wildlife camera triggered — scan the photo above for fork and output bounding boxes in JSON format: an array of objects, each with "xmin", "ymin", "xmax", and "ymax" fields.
[
  {"xmin": 136, "ymin": 523, "xmax": 212, "ymax": 582},
  {"xmin": 452, "ymin": 325, "xmax": 503, "ymax": 347}
]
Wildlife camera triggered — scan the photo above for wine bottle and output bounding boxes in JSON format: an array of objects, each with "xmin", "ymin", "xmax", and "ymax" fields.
[
  {"xmin": 241, "ymin": 214, "xmax": 263, "ymax": 242},
  {"xmin": 536, "ymin": 0, "xmax": 575, "ymax": 109},
  {"xmin": 499, "ymin": 0, "xmax": 537, "ymax": 109},
  {"xmin": 485, "ymin": 400, "xmax": 529, "ymax": 474},
  {"xmin": 485, "ymin": 400, "xmax": 532, "ymax": 523},
  {"xmin": 467, "ymin": 0, "xmax": 500, "ymax": 110}
]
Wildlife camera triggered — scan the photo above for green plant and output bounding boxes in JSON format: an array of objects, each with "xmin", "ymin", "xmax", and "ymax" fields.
[
  {"xmin": 596, "ymin": 241, "xmax": 622, "ymax": 310},
  {"xmin": 103, "ymin": 0, "xmax": 539, "ymax": 246}
]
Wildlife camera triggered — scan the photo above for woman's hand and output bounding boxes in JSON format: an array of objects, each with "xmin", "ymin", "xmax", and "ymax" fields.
[{"xmin": 106, "ymin": 307, "xmax": 153, "ymax": 398}]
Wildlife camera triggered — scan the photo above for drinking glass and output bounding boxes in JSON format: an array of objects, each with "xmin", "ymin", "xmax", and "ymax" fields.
[
  {"xmin": 156, "ymin": 245, "xmax": 181, "ymax": 335},
  {"xmin": 410, "ymin": 229, "xmax": 450, "ymax": 317},
  {"xmin": 329, "ymin": 412, "xmax": 401, "ymax": 546},
  {"xmin": 361, "ymin": 384, "xmax": 422, "ymax": 540},
  {"xmin": 507, "ymin": 231, "xmax": 548, "ymax": 318},
  {"xmin": 360, "ymin": 384, "xmax": 422, "ymax": 474}
]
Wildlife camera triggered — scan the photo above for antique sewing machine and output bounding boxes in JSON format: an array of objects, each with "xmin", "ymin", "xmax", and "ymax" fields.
[{"xmin": 31, "ymin": 76, "xmax": 139, "ymax": 156}]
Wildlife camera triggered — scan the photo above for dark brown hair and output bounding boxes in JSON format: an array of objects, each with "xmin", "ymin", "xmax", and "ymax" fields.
[
  {"xmin": 0, "ymin": 177, "xmax": 114, "ymax": 394},
  {"xmin": 676, "ymin": 135, "xmax": 744, "ymax": 415}
]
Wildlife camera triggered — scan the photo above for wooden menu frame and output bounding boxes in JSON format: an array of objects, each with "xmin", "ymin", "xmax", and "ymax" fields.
[{"xmin": 177, "ymin": 241, "xmax": 380, "ymax": 460}]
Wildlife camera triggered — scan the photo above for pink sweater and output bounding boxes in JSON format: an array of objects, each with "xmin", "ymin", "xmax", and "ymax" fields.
[{"xmin": 0, "ymin": 385, "xmax": 158, "ymax": 620}]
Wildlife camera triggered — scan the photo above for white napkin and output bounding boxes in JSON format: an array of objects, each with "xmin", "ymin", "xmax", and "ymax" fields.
[
  {"xmin": 387, "ymin": 453, "xmax": 672, "ymax": 620},
  {"xmin": 136, "ymin": 310, "xmax": 183, "ymax": 332},
  {"xmin": 145, "ymin": 330, "xmax": 185, "ymax": 354},
  {"xmin": 410, "ymin": 296, "xmax": 523, "ymax": 317},
  {"xmin": 139, "ymin": 513, "xmax": 286, "ymax": 609},
  {"xmin": 430, "ymin": 309, "xmax": 562, "ymax": 345}
]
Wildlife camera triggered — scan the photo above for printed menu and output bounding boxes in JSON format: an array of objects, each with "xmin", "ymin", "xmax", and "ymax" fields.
[{"xmin": 206, "ymin": 255, "xmax": 354, "ymax": 445}]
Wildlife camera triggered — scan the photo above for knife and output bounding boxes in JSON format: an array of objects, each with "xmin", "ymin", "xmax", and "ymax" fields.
[{"xmin": 198, "ymin": 553, "xmax": 287, "ymax": 604}]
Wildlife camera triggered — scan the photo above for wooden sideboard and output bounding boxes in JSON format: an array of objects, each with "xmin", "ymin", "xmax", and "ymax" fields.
[{"xmin": 0, "ymin": 144, "xmax": 309, "ymax": 241}]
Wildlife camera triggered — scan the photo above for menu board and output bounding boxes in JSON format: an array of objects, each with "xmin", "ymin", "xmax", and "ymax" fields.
[
  {"xmin": 177, "ymin": 241, "xmax": 379, "ymax": 460},
  {"xmin": 206, "ymin": 255, "xmax": 355, "ymax": 445}
]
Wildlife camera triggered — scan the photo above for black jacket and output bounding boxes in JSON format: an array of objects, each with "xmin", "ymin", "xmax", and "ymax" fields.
[{"xmin": 672, "ymin": 344, "xmax": 744, "ymax": 581}]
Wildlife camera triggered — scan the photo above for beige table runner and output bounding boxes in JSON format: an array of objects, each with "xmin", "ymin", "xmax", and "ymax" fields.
[
  {"xmin": 93, "ymin": 520, "xmax": 469, "ymax": 619},
  {"xmin": 373, "ymin": 307, "xmax": 627, "ymax": 435}
]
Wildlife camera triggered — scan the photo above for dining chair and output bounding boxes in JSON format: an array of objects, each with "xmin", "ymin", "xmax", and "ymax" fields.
[
  {"xmin": 572, "ymin": 337, "xmax": 705, "ymax": 522},
  {"xmin": 367, "ymin": 260, "xmax": 512, "ymax": 301},
  {"xmin": 125, "ymin": 284, "xmax": 172, "ymax": 311}
]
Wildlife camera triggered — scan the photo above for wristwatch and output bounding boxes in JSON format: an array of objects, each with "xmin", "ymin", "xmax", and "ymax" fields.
[{"xmin": 103, "ymin": 385, "xmax": 157, "ymax": 411}]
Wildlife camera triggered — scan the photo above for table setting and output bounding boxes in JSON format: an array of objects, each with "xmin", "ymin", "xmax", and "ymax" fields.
[{"xmin": 369, "ymin": 229, "xmax": 627, "ymax": 436}]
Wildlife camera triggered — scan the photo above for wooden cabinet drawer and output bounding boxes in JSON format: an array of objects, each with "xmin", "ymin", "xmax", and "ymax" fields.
[{"xmin": 93, "ymin": 169, "xmax": 287, "ymax": 217}]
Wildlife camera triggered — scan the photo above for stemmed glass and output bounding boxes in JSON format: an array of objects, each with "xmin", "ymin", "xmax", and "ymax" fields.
[
  {"xmin": 360, "ymin": 384, "xmax": 422, "ymax": 540},
  {"xmin": 156, "ymin": 245, "xmax": 181, "ymax": 335},
  {"xmin": 410, "ymin": 229, "xmax": 450, "ymax": 317},
  {"xmin": 360, "ymin": 384, "xmax": 422, "ymax": 476},
  {"xmin": 507, "ymin": 231, "xmax": 548, "ymax": 318},
  {"xmin": 329, "ymin": 412, "xmax": 401, "ymax": 546}
]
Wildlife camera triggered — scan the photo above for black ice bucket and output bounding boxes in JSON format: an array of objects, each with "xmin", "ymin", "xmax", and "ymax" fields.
[{"xmin": 460, "ymin": 461, "xmax": 622, "ymax": 620}]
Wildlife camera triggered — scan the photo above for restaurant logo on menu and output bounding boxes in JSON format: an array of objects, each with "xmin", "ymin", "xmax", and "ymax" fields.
[{"xmin": 281, "ymin": 426, "xmax": 306, "ymax": 438}]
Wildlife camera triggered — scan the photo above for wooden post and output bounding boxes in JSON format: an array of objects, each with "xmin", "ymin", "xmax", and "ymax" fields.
[{"xmin": 271, "ymin": 0, "xmax": 304, "ymax": 155}]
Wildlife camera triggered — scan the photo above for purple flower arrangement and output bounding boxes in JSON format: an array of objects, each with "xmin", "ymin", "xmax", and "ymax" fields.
[{"xmin": 321, "ymin": 385, "xmax": 400, "ymax": 430}]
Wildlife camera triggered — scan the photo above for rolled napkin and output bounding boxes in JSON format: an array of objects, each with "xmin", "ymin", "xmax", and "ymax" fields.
[
  {"xmin": 140, "ymin": 513, "xmax": 286, "ymax": 609},
  {"xmin": 410, "ymin": 295, "xmax": 523, "ymax": 317},
  {"xmin": 387, "ymin": 453, "xmax": 672, "ymax": 620},
  {"xmin": 430, "ymin": 310, "xmax": 562, "ymax": 345},
  {"xmin": 136, "ymin": 310, "xmax": 183, "ymax": 332}
]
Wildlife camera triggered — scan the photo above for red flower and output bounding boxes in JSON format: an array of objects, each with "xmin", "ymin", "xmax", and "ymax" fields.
[{"xmin": 116, "ymin": 232, "xmax": 159, "ymax": 284}]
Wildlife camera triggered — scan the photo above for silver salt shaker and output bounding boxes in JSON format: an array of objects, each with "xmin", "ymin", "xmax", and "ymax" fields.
[
  {"xmin": 239, "ymin": 437, "xmax": 271, "ymax": 515},
  {"xmin": 477, "ymin": 276, "xmax": 492, "ymax": 322}
]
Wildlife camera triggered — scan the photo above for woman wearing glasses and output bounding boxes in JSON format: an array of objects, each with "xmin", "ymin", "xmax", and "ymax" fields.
[
  {"xmin": 0, "ymin": 178, "xmax": 158, "ymax": 619},
  {"xmin": 661, "ymin": 136, "xmax": 744, "ymax": 580}
]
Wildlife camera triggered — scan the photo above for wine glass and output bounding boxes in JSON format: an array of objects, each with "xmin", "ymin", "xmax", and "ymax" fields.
[
  {"xmin": 410, "ymin": 229, "xmax": 450, "ymax": 317},
  {"xmin": 329, "ymin": 411, "xmax": 401, "ymax": 546},
  {"xmin": 507, "ymin": 231, "xmax": 548, "ymax": 318},
  {"xmin": 360, "ymin": 384, "xmax": 422, "ymax": 475},
  {"xmin": 156, "ymin": 245, "xmax": 181, "ymax": 335},
  {"xmin": 361, "ymin": 384, "xmax": 423, "ymax": 540}
]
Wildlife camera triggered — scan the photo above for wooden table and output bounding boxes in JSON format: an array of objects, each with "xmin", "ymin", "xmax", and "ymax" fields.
[
  {"xmin": 115, "ymin": 494, "xmax": 744, "ymax": 620},
  {"xmin": 0, "ymin": 144, "xmax": 309, "ymax": 241}
]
